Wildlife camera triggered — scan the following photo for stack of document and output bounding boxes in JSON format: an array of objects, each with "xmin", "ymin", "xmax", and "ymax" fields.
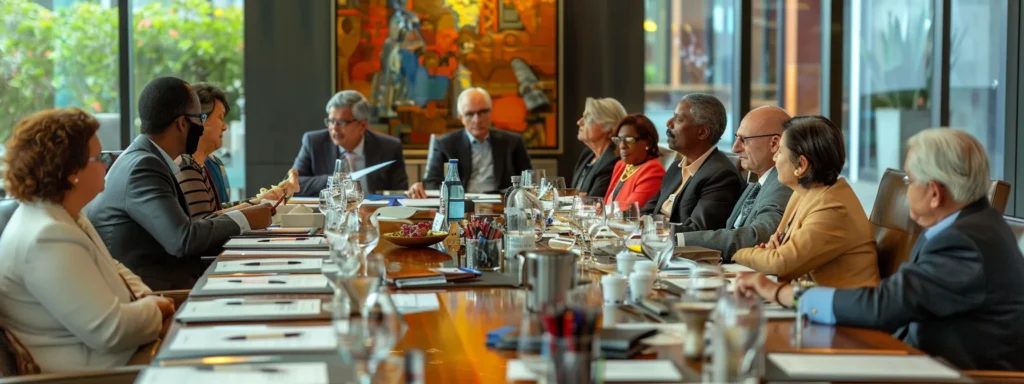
[
  {"xmin": 391, "ymin": 293, "xmax": 441, "ymax": 314},
  {"xmin": 176, "ymin": 298, "xmax": 324, "ymax": 323},
  {"xmin": 192, "ymin": 274, "xmax": 331, "ymax": 296},
  {"xmin": 223, "ymin": 237, "xmax": 328, "ymax": 250},
  {"xmin": 768, "ymin": 353, "xmax": 964, "ymax": 382},
  {"xmin": 162, "ymin": 325, "xmax": 337, "ymax": 360},
  {"xmin": 136, "ymin": 362, "xmax": 329, "ymax": 384},
  {"xmin": 213, "ymin": 258, "xmax": 324, "ymax": 274}
]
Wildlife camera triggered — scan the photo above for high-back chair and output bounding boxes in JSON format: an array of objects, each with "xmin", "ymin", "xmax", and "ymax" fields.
[
  {"xmin": 1005, "ymin": 216, "xmax": 1024, "ymax": 255},
  {"xmin": 871, "ymin": 168, "xmax": 1014, "ymax": 278}
]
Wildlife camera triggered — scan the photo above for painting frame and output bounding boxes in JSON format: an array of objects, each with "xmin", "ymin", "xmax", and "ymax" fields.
[{"xmin": 332, "ymin": 0, "xmax": 565, "ymax": 156}]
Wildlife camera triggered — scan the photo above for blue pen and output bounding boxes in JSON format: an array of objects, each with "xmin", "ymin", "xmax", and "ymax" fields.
[{"xmin": 458, "ymin": 267, "xmax": 481, "ymax": 275}]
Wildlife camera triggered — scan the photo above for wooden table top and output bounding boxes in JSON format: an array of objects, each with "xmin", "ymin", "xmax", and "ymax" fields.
[{"xmin": 154, "ymin": 203, "xmax": 928, "ymax": 383}]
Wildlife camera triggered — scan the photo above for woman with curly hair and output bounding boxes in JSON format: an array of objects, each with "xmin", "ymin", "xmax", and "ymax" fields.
[{"xmin": 0, "ymin": 108, "xmax": 174, "ymax": 372}]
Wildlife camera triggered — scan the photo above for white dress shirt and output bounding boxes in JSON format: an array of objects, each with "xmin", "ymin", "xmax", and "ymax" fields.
[{"xmin": 0, "ymin": 201, "xmax": 162, "ymax": 372}]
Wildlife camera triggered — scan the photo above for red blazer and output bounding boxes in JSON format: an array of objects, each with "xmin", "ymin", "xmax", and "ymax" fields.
[{"xmin": 604, "ymin": 159, "xmax": 666, "ymax": 209}]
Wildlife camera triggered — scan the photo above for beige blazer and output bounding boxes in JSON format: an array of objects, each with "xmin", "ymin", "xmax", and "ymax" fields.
[
  {"xmin": 733, "ymin": 178, "xmax": 881, "ymax": 289},
  {"xmin": 0, "ymin": 201, "xmax": 161, "ymax": 372}
]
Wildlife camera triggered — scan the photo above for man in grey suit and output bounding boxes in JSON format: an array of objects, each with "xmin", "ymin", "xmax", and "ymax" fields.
[
  {"xmin": 737, "ymin": 129, "xmax": 1024, "ymax": 371},
  {"xmin": 89, "ymin": 77, "xmax": 273, "ymax": 290},
  {"xmin": 641, "ymin": 94, "xmax": 744, "ymax": 232},
  {"xmin": 678, "ymin": 106, "xmax": 793, "ymax": 262},
  {"xmin": 292, "ymin": 90, "xmax": 409, "ymax": 196}
]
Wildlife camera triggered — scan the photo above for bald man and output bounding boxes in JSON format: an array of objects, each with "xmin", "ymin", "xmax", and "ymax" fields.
[{"xmin": 676, "ymin": 106, "xmax": 793, "ymax": 262}]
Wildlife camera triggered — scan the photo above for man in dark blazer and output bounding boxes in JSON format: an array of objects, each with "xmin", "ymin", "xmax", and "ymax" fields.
[
  {"xmin": 736, "ymin": 129, "xmax": 1024, "ymax": 371},
  {"xmin": 641, "ymin": 94, "xmax": 744, "ymax": 232},
  {"xmin": 407, "ymin": 87, "xmax": 532, "ymax": 197},
  {"xmin": 680, "ymin": 106, "xmax": 793, "ymax": 261},
  {"xmin": 292, "ymin": 90, "xmax": 408, "ymax": 196},
  {"xmin": 88, "ymin": 77, "xmax": 273, "ymax": 290}
]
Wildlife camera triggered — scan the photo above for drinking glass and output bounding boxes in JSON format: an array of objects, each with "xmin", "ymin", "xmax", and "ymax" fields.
[
  {"xmin": 605, "ymin": 201, "xmax": 641, "ymax": 250},
  {"xmin": 688, "ymin": 264, "xmax": 727, "ymax": 302},
  {"xmin": 343, "ymin": 180, "xmax": 365, "ymax": 212},
  {"xmin": 704, "ymin": 295, "xmax": 766, "ymax": 383},
  {"xmin": 335, "ymin": 158, "xmax": 353, "ymax": 179},
  {"xmin": 351, "ymin": 214, "xmax": 381, "ymax": 258},
  {"xmin": 571, "ymin": 196, "xmax": 605, "ymax": 266},
  {"xmin": 326, "ymin": 234, "xmax": 357, "ymax": 315},
  {"xmin": 640, "ymin": 214, "xmax": 673, "ymax": 289},
  {"xmin": 537, "ymin": 178, "xmax": 559, "ymax": 222},
  {"xmin": 318, "ymin": 189, "xmax": 332, "ymax": 213}
]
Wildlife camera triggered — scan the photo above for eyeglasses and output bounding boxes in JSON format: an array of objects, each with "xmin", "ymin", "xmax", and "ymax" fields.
[
  {"xmin": 183, "ymin": 113, "xmax": 208, "ymax": 125},
  {"xmin": 734, "ymin": 133, "xmax": 779, "ymax": 144},
  {"xmin": 611, "ymin": 136, "xmax": 643, "ymax": 146},
  {"xmin": 462, "ymin": 109, "xmax": 491, "ymax": 118},
  {"xmin": 324, "ymin": 118, "xmax": 359, "ymax": 127}
]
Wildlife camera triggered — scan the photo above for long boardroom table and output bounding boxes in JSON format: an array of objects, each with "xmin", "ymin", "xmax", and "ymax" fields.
[{"xmin": 147, "ymin": 202, "xmax": 947, "ymax": 383}]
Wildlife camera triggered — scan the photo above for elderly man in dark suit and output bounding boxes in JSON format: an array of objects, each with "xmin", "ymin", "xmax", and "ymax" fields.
[
  {"xmin": 292, "ymin": 90, "xmax": 408, "ymax": 196},
  {"xmin": 737, "ymin": 128, "xmax": 1024, "ymax": 371},
  {"xmin": 678, "ymin": 106, "xmax": 793, "ymax": 261},
  {"xmin": 641, "ymin": 93, "xmax": 744, "ymax": 232},
  {"xmin": 88, "ymin": 77, "xmax": 273, "ymax": 290},
  {"xmin": 406, "ymin": 87, "xmax": 532, "ymax": 197}
]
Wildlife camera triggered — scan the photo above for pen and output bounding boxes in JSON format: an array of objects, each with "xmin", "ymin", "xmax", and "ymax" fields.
[
  {"xmin": 223, "ymin": 300, "xmax": 295, "ymax": 305},
  {"xmin": 225, "ymin": 332, "xmax": 302, "ymax": 341},
  {"xmin": 457, "ymin": 267, "xmax": 481, "ymax": 275},
  {"xmin": 241, "ymin": 261, "xmax": 302, "ymax": 266},
  {"xmin": 257, "ymin": 237, "xmax": 309, "ymax": 242},
  {"xmin": 227, "ymin": 279, "xmax": 287, "ymax": 284},
  {"xmin": 195, "ymin": 365, "xmax": 282, "ymax": 374}
]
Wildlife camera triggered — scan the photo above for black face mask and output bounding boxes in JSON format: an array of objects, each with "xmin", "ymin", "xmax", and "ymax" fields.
[{"xmin": 184, "ymin": 119, "xmax": 204, "ymax": 155}]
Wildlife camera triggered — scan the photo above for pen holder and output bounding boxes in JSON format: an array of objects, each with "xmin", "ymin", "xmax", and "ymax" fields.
[
  {"xmin": 544, "ymin": 334, "xmax": 598, "ymax": 384},
  {"xmin": 464, "ymin": 239, "xmax": 503, "ymax": 271}
]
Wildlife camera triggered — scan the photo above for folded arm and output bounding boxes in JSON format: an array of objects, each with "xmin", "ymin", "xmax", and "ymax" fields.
[{"xmin": 731, "ymin": 203, "xmax": 851, "ymax": 279}]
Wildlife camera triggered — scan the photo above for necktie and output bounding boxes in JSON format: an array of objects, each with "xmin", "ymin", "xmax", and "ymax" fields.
[{"xmin": 733, "ymin": 183, "xmax": 761, "ymax": 228}]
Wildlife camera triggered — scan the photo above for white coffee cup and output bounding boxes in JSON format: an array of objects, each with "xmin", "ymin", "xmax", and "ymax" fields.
[
  {"xmin": 601, "ymin": 274, "xmax": 628, "ymax": 305},
  {"xmin": 633, "ymin": 260, "xmax": 657, "ymax": 277},
  {"xmin": 616, "ymin": 252, "xmax": 636, "ymax": 276},
  {"xmin": 629, "ymin": 271, "xmax": 654, "ymax": 302}
]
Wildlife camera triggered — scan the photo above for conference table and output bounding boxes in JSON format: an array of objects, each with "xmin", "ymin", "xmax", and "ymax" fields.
[{"xmin": 145, "ymin": 202, "xmax": 965, "ymax": 383}]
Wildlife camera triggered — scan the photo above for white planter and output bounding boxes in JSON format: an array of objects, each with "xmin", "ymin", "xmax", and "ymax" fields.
[{"xmin": 874, "ymin": 108, "xmax": 930, "ymax": 173}]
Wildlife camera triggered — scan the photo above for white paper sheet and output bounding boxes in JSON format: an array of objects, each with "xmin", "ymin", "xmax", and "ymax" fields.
[
  {"xmin": 214, "ymin": 258, "xmax": 323, "ymax": 273},
  {"xmin": 176, "ymin": 299, "xmax": 322, "ymax": 322},
  {"xmin": 224, "ymin": 237, "xmax": 327, "ymax": 249},
  {"xmin": 398, "ymin": 198, "xmax": 441, "ymax": 207},
  {"xmin": 391, "ymin": 293, "xmax": 440, "ymax": 314},
  {"xmin": 202, "ymin": 274, "xmax": 329, "ymax": 291},
  {"xmin": 285, "ymin": 197, "xmax": 320, "ymax": 204},
  {"xmin": 135, "ymin": 362, "xmax": 329, "ymax": 384},
  {"xmin": 768, "ymin": 353, "xmax": 962, "ymax": 381},
  {"xmin": 168, "ymin": 325, "xmax": 337, "ymax": 352},
  {"xmin": 663, "ymin": 277, "xmax": 736, "ymax": 292},
  {"xmin": 360, "ymin": 199, "xmax": 392, "ymax": 206},
  {"xmin": 506, "ymin": 359, "xmax": 683, "ymax": 382},
  {"xmin": 222, "ymin": 250, "xmax": 330, "ymax": 257},
  {"xmin": 722, "ymin": 263, "xmax": 757, "ymax": 274}
]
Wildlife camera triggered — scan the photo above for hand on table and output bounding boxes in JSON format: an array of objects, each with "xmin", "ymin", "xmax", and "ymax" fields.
[
  {"xmin": 142, "ymin": 295, "xmax": 176, "ymax": 318},
  {"xmin": 734, "ymin": 272, "xmax": 781, "ymax": 302},
  {"xmin": 240, "ymin": 203, "xmax": 274, "ymax": 229},
  {"xmin": 406, "ymin": 182, "xmax": 427, "ymax": 198}
]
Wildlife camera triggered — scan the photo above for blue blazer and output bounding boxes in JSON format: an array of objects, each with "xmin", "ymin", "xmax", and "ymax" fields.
[{"xmin": 292, "ymin": 129, "xmax": 409, "ymax": 196}]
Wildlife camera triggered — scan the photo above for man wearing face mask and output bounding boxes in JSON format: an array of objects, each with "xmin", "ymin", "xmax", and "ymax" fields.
[{"xmin": 88, "ymin": 77, "xmax": 273, "ymax": 290}]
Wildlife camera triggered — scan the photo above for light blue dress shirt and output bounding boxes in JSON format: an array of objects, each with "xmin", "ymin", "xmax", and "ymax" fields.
[
  {"xmin": 147, "ymin": 137, "xmax": 249, "ymax": 232},
  {"xmin": 464, "ymin": 130, "xmax": 497, "ymax": 193},
  {"xmin": 797, "ymin": 210, "xmax": 963, "ymax": 324},
  {"xmin": 339, "ymin": 136, "xmax": 369, "ymax": 195}
]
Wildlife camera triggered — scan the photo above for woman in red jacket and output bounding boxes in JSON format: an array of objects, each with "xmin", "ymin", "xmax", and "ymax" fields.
[{"xmin": 605, "ymin": 114, "xmax": 666, "ymax": 209}]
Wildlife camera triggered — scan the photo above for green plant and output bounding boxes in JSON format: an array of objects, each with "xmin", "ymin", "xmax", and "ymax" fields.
[{"xmin": 0, "ymin": 0, "xmax": 243, "ymax": 142}]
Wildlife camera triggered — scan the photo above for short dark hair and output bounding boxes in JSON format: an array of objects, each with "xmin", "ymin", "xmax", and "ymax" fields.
[
  {"xmin": 138, "ymin": 76, "xmax": 195, "ymax": 135},
  {"xmin": 681, "ymin": 93, "xmax": 727, "ymax": 144},
  {"xmin": 4, "ymin": 108, "xmax": 98, "ymax": 203},
  {"xmin": 782, "ymin": 115, "xmax": 846, "ymax": 188},
  {"xmin": 612, "ymin": 114, "xmax": 661, "ymax": 160},
  {"xmin": 192, "ymin": 82, "xmax": 231, "ymax": 116}
]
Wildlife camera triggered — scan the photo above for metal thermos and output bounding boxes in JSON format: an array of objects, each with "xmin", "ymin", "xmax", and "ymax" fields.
[{"xmin": 518, "ymin": 249, "xmax": 578, "ymax": 311}]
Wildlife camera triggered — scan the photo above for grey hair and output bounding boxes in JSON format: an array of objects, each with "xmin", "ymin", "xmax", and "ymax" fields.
[
  {"xmin": 583, "ymin": 97, "xmax": 627, "ymax": 133},
  {"xmin": 681, "ymin": 93, "xmax": 727, "ymax": 144},
  {"xmin": 325, "ymin": 90, "xmax": 372, "ymax": 121},
  {"xmin": 906, "ymin": 128, "xmax": 990, "ymax": 203},
  {"xmin": 457, "ymin": 87, "xmax": 493, "ymax": 115}
]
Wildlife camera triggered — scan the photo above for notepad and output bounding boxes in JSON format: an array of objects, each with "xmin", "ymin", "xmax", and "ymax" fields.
[
  {"xmin": 391, "ymin": 293, "xmax": 440, "ymax": 314},
  {"xmin": 722, "ymin": 263, "xmax": 756, "ymax": 274},
  {"xmin": 398, "ymin": 198, "xmax": 441, "ymax": 207},
  {"xmin": 223, "ymin": 237, "xmax": 327, "ymax": 249},
  {"xmin": 168, "ymin": 325, "xmax": 337, "ymax": 353},
  {"xmin": 285, "ymin": 197, "xmax": 320, "ymax": 205},
  {"xmin": 360, "ymin": 199, "xmax": 392, "ymax": 206},
  {"xmin": 768, "ymin": 353, "xmax": 962, "ymax": 381},
  {"xmin": 506, "ymin": 359, "xmax": 683, "ymax": 382},
  {"xmin": 135, "ymin": 362, "xmax": 329, "ymax": 384},
  {"xmin": 222, "ymin": 250, "xmax": 330, "ymax": 257},
  {"xmin": 664, "ymin": 277, "xmax": 735, "ymax": 292},
  {"xmin": 214, "ymin": 258, "xmax": 324, "ymax": 273},
  {"xmin": 176, "ymin": 298, "xmax": 322, "ymax": 323},
  {"xmin": 202, "ymin": 274, "xmax": 329, "ymax": 291}
]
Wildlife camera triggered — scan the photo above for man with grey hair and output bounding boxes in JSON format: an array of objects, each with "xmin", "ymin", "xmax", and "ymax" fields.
[
  {"xmin": 407, "ymin": 87, "xmax": 532, "ymax": 197},
  {"xmin": 736, "ymin": 128, "xmax": 1024, "ymax": 371},
  {"xmin": 641, "ymin": 93, "xmax": 744, "ymax": 232},
  {"xmin": 291, "ymin": 90, "xmax": 408, "ymax": 196}
]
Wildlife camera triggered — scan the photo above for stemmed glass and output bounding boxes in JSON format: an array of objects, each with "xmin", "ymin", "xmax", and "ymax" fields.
[
  {"xmin": 605, "ymin": 201, "xmax": 641, "ymax": 251},
  {"xmin": 704, "ymin": 295, "xmax": 766, "ymax": 382},
  {"xmin": 335, "ymin": 158, "xmax": 353, "ymax": 179},
  {"xmin": 342, "ymin": 180, "xmax": 365, "ymax": 212},
  {"xmin": 571, "ymin": 196, "xmax": 605, "ymax": 266},
  {"xmin": 350, "ymin": 213, "xmax": 380, "ymax": 259},
  {"xmin": 537, "ymin": 178, "xmax": 559, "ymax": 223},
  {"xmin": 640, "ymin": 214, "xmax": 673, "ymax": 289}
]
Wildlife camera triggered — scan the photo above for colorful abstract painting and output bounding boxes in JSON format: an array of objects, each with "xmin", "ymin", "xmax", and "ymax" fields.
[{"xmin": 335, "ymin": 0, "xmax": 561, "ymax": 153}]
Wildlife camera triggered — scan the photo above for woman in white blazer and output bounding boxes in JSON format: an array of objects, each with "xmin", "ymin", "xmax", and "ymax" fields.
[{"xmin": 0, "ymin": 108, "xmax": 174, "ymax": 372}]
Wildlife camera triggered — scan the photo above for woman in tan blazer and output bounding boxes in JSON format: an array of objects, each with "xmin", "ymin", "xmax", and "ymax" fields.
[{"xmin": 733, "ymin": 116, "xmax": 880, "ymax": 289}]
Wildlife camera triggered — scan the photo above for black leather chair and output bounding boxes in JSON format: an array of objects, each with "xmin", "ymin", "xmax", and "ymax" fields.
[{"xmin": 0, "ymin": 200, "xmax": 19, "ymax": 235}]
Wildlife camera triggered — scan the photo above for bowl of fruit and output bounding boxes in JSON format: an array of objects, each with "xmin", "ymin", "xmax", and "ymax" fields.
[{"xmin": 382, "ymin": 222, "xmax": 449, "ymax": 247}]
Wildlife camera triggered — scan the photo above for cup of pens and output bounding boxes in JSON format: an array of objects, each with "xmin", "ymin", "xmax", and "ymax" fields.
[
  {"xmin": 463, "ymin": 216, "xmax": 505, "ymax": 271},
  {"xmin": 540, "ymin": 305, "xmax": 600, "ymax": 384}
]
